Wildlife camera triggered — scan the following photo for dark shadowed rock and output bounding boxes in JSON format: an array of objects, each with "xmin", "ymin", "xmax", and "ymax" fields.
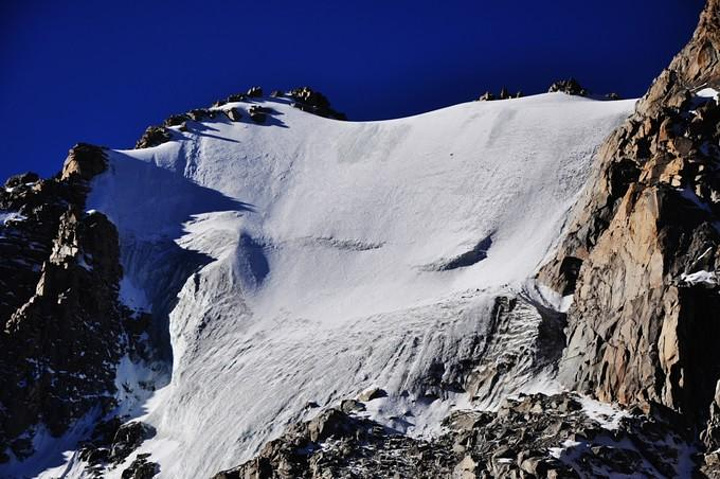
[
  {"xmin": 110, "ymin": 422, "xmax": 156, "ymax": 462},
  {"xmin": 247, "ymin": 86, "xmax": 263, "ymax": 98},
  {"xmin": 227, "ymin": 93, "xmax": 246, "ymax": 102},
  {"xmin": 248, "ymin": 105, "xmax": 268, "ymax": 123},
  {"xmin": 224, "ymin": 107, "xmax": 242, "ymax": 122},
  {"xmin": 0, "ymin": 152, "xmax": 154, "ymax": 463},
  {"xmin": 121, "ymin": 454, "xmax": 159, "ymax": 479},
  {"xmin": 4, "ymin": 172, "xmax": 39, "ymax": 189},
  {"xmin": 288, "ymin": 86, "xmax": 347, "ymax": 120}
]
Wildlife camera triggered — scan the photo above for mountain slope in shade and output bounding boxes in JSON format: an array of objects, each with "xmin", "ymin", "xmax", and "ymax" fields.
[{"xmin": 16, "ymin": 93, "xmax": 632, "ymax": 479}]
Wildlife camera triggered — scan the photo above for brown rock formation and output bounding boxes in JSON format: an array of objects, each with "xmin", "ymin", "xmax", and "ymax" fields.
[
  {"xmin": 61, "ymin": 142, "xmax": 108, "ymax": 181},
  {"xmin": 538, "ymin": 0, "xmax": 720, "ymax": 421}
]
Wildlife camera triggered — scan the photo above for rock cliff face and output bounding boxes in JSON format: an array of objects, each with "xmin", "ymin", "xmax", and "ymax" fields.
[
  {"xmin": 538, "ymin": 0, "xmax": 720, "ymax": 426},
  {"xmin": 0, "ymin": 144, "xmax": 152, "ymax": 464}
]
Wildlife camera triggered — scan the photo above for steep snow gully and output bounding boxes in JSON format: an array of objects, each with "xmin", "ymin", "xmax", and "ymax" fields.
[{"xmin": 36, "ymin": 93, "xmax": 635, "ymax": 478}]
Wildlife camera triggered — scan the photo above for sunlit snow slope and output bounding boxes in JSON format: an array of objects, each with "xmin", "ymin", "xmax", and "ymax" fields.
[{"xmin": 84, "ymin": 93, "xmax": 633, "ymax": 478}]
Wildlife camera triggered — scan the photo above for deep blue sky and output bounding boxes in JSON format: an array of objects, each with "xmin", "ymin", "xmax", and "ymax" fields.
[{"xmin": 0, "ymin": 0, "xmax": 706, "ymax": 181}]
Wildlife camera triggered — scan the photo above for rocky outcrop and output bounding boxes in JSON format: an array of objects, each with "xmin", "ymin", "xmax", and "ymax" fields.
[
  {"xmin": 538, "ymin": 0, "xmax": 720, "ymax": 431},
  {"xmin": 477, "ymin": 89, "xmax": 523, "ymax": 101},
  {"xmin": 61, "ymin": 142, "xmax": 108, "ymax": 181},
  {"xmin": 287, "ymin": 86, "xmax": 347, "ymax": 120},
  {"xmin": 214, "ymin": 392, "xmax": 694, "ymax": 479},
  {"xmin": 134, "ymin": 87, "xmax": 345, "ymax": 145},
  {"xmin": 135, "ymin": 126, "xmax": 172, "ymax": 149},
  {"xmin": 547, "ymin": 78, "xmax": 587, "ymax": 96},
  {"xmin": 0, "ymin": 144, "xmax": 152, "ymax": 463},
  {"xmin": 187, "ymin": 108, "xmax": 217, "ymax": 122},
  {"xmin": 121, "ymin": 454, "xmax": 159, "ymax": 479},
  {"xmin": 478, "ymin": 91, "xmax": 495, "ymax": 101},
  {"xmin": 247, "ymin": 86, "xmax": 263, "ymax": 98},
  {"xmin": 5, "ymin": 172, "xmax": 39, "ymax": 189}
]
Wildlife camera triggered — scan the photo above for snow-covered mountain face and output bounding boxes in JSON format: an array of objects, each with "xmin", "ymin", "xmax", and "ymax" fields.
[
  {"xmin": 58, "ymin": 93, "xmax": 634, "ymax": 478},
  {"xmin": 6, "ymin": 4, "xmax": 720, "ymax": 476}
]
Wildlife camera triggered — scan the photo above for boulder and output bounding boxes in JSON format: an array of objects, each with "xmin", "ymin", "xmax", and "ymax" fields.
[
  {"xmin": 358, "ymin": 387, "xmax": 387, "ymax": 402},
  {"xmin": 224, "ymin": 107, "xmax": 242, "ymax": 122},
  {"xmin": 340, "ymin": 399, "xmax": 366, "ymax": 413}
]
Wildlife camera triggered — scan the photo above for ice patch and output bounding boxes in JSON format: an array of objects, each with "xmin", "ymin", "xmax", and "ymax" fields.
[
  {"xmin": 696, "ymin": 87, "xmax": 720, "ymax": 101},
  {"xmin": 548, "ymin": 438, "xmax": 582, "ymax": 459},
  {"xmin": 681, "ymin": 269, "xmax": 718, "ymax": 286},
  {"xmin": 530, "ymin": 280, "xmax": 574, "ymax": 313},
  {"xmin": 0, "ymin": 211, "xmax": 27, "ymax": 226}
]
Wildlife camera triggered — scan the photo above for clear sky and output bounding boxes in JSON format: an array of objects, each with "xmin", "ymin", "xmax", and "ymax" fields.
[{"xmin": 0, "ymin": 0, "xmax": 706, "ymax": 181}]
